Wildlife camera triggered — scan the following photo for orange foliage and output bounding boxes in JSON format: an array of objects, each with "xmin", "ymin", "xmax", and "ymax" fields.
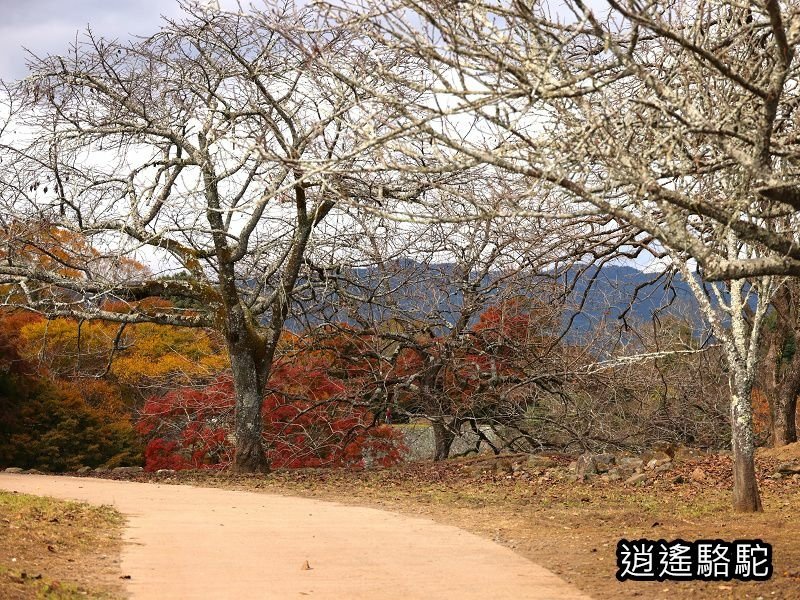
[
  {"xmin": 0, "ymin": 221, "xmax": 147, "ymax": 281},
  {"xmin": 18, "ymin": 317, "xmax": 227, "ymax": 387},
  {"xmin": 0, "ymin": 309, "xmax": 141, "ymax": 470},
  {"xmin": 0, "ymin": 309, "xmax": 44, "ymax": 375},
  {"xmin": 110, "ymin": 323, "xmax": 227, "ymax": 387},
  {"xmin": 751, "ymin": 388, "xmax": 772, "ymax": 441}
]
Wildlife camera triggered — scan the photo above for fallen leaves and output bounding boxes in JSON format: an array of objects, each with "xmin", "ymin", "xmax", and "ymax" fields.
[{"xmin": 1, "ymin": 490, "xmax": 123, "ymax": 598}]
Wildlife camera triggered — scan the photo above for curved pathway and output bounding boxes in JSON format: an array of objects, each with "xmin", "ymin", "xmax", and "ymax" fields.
[{"xmin": 0, "ymin": 474, "xmax": 591, "ymax": 600}]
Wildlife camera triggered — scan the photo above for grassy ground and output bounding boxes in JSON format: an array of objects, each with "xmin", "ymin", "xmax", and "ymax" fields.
[
  {"xmin": 126, "ymin": 450, "xmax": 800, "ymax": 600},
  {"xmin": 0, "ymin": 491, "xmax": 124, "ymax": 600}
]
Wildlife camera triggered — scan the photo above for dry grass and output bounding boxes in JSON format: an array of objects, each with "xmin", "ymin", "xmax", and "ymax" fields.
[{"xmin": 0, "ymin": 491, "xmax": 124, "ymax": 600}]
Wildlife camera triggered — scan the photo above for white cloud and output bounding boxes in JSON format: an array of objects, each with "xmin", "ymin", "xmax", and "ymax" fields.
[{"xmin": 0, "ymin": 0, "xmax": 242, "ymax": 81}]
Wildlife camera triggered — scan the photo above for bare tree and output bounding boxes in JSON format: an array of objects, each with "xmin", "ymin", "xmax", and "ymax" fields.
[
  {"xmin": 313, "ymin": 171, "xmax": 638, "ymax": 460},
  {"xmin": 322, "ymin": 0, "xmax": 800, "ymax": 510},
  {"xmin": 0, "ymin": 2, "xmax": 421, "ymax": 472},
  {"xmin": 759, "ymin": 279, "xmax": 800, "ymax": 446},
  {"xmin": 526, "ymin": 297, "xmax": 730, "ymax": 453}
]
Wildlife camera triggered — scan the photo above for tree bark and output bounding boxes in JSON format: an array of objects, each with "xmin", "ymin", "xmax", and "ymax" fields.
[
  {"xmin": 432, "ymin": 420, "xmax": 456, "ymax": 461},
  {"xmin": 225, "ymin": 308, "xmax": 271, "ymax": 474},
  {"xmin": 761, "ymin": 282, "xmax": 800, "ymax": 447},
  {"xmin": 731, "ymin": 380, "xmax": 762, "ymax": 512},
  {"xmin": 771, "ymin": 383, "xmax": 798, "ymax": 446},
  {"xmin": 228, "ymin": 346, "xmax": 270, "ymax": 473}
]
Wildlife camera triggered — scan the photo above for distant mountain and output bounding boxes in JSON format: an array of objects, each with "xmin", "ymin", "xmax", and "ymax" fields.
[
  {"xmin": 560, "ymin": 264, "xmax": 703, "ymax": 336},
  {"xmin": 283, "ymin": 260, "xmax": 714, "ymax": 338}
]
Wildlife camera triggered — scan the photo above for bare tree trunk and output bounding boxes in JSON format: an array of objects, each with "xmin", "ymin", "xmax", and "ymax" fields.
[
  {"xmin": 762, "ymin": 283, "xmax": 800, "ymax": 447},
  {"xmin": 229, "ymin": 346, "xmax": 270, "ymax": 473},
  {"xmin": 731, "ymin": 375, "xmax": 762, "ymax": 512},
  {"xmin": 432, "ymin": 420, "xmax": 456, "ymax": 461},
  {"xmin": 771, "ymin": 383, "xmax": 798, "ymax": 446},
  {"xmin": 225, "ymin": 309, "xmax": 270, "ymax": 474}
]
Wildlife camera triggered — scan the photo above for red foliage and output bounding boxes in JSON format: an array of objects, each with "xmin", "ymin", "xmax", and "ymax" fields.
[
  {"xmin": 137, "ymin": 336, "xmax": 406, "ymax": 471},
  {"xmin": 137, "ymin": 303, "xmax": 556, "ymax": 472},
  {"xmin": 374, "ymin": 298, "xmax": 570, "ymax": 439},
  {"xmin": 143, "ymin": 439, "xmax": 192, "ymax": 471},
  {"xmin": 137, "ymin": 377, "xmax": 234, "ymax": 471}
]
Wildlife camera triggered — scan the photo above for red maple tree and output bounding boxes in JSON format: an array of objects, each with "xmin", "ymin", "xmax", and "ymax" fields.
[{"xmin": 138, "ymin": 330, "xmax": 406, "ymax": 471}]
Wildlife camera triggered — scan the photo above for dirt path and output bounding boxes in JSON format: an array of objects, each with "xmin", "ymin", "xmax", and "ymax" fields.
[{"xmin": 0, "ymin": 474, "xmax": 592, "ymax": 600}]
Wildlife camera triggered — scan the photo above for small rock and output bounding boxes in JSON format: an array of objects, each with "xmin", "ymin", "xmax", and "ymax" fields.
[
  {"xmin": 673, "ymin": 446, "xmax": 704, "ymax": 461},
  {"xmin": 575, "ymin": 453, "xmax": 598, "ymax": 477},
  {"xmin": 671, "ymin": 474, "xmax": 686, "ymax": 484},
  {"xmin": 619, "ymin": 457, "xmax": 644, "ymax": 469},
  {"xmin": 769, "ymin": 472, "xmax": 784, "ymax": 480},
  {"xmin": 655, "ymin": 462, "xmax": 673, "ymax": 473},
  {"xmin": 3, "ymin": 467, "xmax": 24, "ymax": 473},
  {"xmin": 112, "ymin": 466, "xmax": 144, "ymax": 475},
  {"xmin": 691, "ymin": 467, "xmax": 707, "ymax": 483},
  {"xmin": 26, "ymin": 469, "xmax": 45, "ymax": 475},
  {"xmin": 776, "ymin": 462, "xmax": 800, "ymax": 475},
  {"xmin": 527, "ymin": 455, "xmax": 559, "ymax": 469},
  {"xmin": 76, "ymin": 466, "xmax": 92, "ymax": 474},
  {"xmin": 641, "ymin": 450, "xmax": 672, "ymax": 464},
  {"xmin": 594, "ymin": 453, "xmax": 617, "ymax": 473},
  {"xmin": 626, "ymin": 472, "xmax": 648, "ymax": 486},
  {"xmin": 646, "ymin": 459, "xmax": 659, "ymax": 470},
  {"xmin": 301, "ymin": 560, "xmax": 312, "ymax": 571},
  {"xmin": 94, "ymin": 467, "xmax": 110, "ymax": 474},
  {"xmin": 156, "ymin": 469, "xmax": 176, "ymax": 476}
]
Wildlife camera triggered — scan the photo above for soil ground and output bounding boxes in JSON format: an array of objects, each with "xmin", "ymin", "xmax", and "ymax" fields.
[
  {"xmin": 2, "ymin": 444, "xmax": 799, "ymax": 600},
  {"xmin": 0, "ymin": 490, "xmax": 123, "ymax": 599},
  {"xmin": 0, "ymin": 474, "xmax": 590, "ymax": 600},
  {"xmin": 127, "ymin": 448, "xmax": 800, "ymax": 600}
]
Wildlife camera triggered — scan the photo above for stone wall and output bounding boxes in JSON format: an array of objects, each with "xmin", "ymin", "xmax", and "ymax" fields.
[{"xmin": 392, "ymin": 423, "xmax": 497, "ymax": 461}]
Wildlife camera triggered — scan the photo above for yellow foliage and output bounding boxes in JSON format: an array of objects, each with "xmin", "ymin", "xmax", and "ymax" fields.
[{"xmin": 18, "ymin": 318, "xmax": 228, "ymax": 386}]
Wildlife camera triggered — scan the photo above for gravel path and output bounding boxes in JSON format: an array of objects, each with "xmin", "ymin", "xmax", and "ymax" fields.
[{"xmin": 0, "ymin": 474, "xmax": 592, "ymax": 599}]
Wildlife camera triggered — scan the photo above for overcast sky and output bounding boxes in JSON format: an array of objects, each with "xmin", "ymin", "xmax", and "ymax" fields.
[{"xmin": 0, "ymin": 1, "xmax": 242, "ymax": 81}]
